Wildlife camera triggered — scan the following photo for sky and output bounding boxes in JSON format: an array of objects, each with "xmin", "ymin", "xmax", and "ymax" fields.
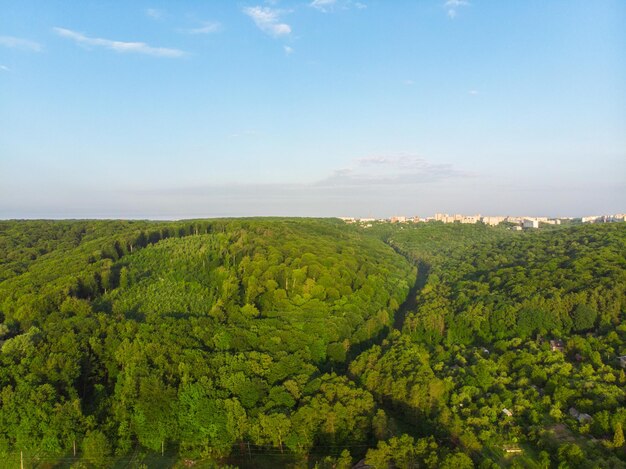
[{"xmin": 1, "ymin": 0, "xmax": 625, "ymax": 219}]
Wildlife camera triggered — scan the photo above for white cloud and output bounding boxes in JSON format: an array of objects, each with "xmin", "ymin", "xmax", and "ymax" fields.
[
  {"xmin": 284, "ymin": 45, "xmax": 294, "ymax": 55},
  {"xmin": 146, "ymin": 8, "xmax": 163, "ymax": 20},
  {"xmin": 242, "ymin": 6, "xmax": 291, "ymax": 37},
  {"xmin": 53, "ymin": 27, "xmax": 187, "ymax": 58},
  {"xmin": 310, "ymin": 0, "xmax": 337, "ymax": 12},
  {"xmin": 0, "ymin": 65, "xmax": 10, "ymax": 72},
  {"xmin": 0, "ymin": 36, "xmax": 42, "ymax": 52},
  {"xmin": 445, "ymin": 0, "xmax": 469, "ymax": 19},
  {"xmin": 469, "ymin": 89, "xmax": 479, "ymax": 95},
  {"xmin": 186, "ymin": 21, "xmax": 222, "ymax": 34}
]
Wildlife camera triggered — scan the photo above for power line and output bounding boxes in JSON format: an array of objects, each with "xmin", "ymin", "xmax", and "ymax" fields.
[{"xmin": 15, "ymin": 439, "xmax": 373, "ymax": 466}]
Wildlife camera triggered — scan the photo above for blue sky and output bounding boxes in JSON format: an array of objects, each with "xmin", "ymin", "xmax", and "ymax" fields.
[{"xmin": 1, "ymin": 0, "xmax": 624, "ymax": 218}]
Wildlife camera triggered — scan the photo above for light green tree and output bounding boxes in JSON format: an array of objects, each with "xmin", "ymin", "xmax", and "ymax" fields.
[{"xmin": 613, "ymin": 423, "xmax": 624, "ymax": 448}]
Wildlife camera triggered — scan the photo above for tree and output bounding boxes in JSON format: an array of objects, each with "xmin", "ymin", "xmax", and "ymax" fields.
[
  {"xmin": 119, "ymin": 266, "xmax": 130, "ymax": 289},
  {"xmin": 82, "ymin": 430, "xmax": 111, "ymax": 469},
  {"xmin": 132, "ymin": 377, "xmax": 177, "ymax": 453},
  {"xmin": 178, "ymin": 383, "xmax": 233, "ymax": 457},
  {"xmin": 326, "ymin": 342, "xmax": 347, "ymax": 364},
  {"xmin": 336, "ymin": 449, "xmax": 352, "ymax": 469},
  {"xmin": 439, "ymin": 452, "xmax": 474, "ymax": 469},
  {"xmin": 557, "ymin": 443, "xmax": 584, "ymax": 467},
  {"xmin": 613, "ymin": 423, "xmax": 624, "ymax": 449},
  {"xmin": 571, "ymin": 304, "xmax": 597, "ymax": 332},
  {"xmin": 538, "ymin": 451, "xmax": 551, "ymax": 469},
  {"xmin": 251, "ymin": 413, "xmax": 291, "ymax": 452},
  {"xmin": 372, "ymin": 409, "xmax": 389, "ymax": 440}
]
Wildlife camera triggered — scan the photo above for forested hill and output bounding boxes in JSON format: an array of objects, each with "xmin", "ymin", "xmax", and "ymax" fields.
[
  {"xmin": 0, "ymin": 219, "xmax": 625, "ymax": 468},
  {"xmin": 0, "ymin": 219, "xmax": 415, "ymax": 467},
  {"xmin": 351, "ymin": 222, "xmax": 626, "ymax": 468}
]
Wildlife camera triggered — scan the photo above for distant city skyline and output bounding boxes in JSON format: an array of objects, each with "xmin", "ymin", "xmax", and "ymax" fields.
[{"xmin": 1, "ymin": 1, "xmax": 625, "ymax": 219}]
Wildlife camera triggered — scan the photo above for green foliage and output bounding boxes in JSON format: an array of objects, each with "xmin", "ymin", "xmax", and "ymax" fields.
[
  {"xmin": 572, "ymin": 303, "xmax": 598, "ymax": 332},
  {"xmin": 0, "ymin": 219, "xmax": 624, "ymax": 467},
  {"xmin": 0, "ymin": 218, "xmax": 412, "ymax": 463},
  {"xmin": 397, "ymin": 224, "xmax": 626, "ymax": 344},
  {"xmin": 615, "ymin": 423, "xmax": 625, "ymax": 449},
  {"xmin": 82, "ymin": 430, "xmax": 111, "ymax": 468},
  {"xmin": 365, "ymin": 434, "xmax": 442, "ymax": 468},
  {"xmin": 352, "ymin": 222, "xmax": 626, "ymax": 468}
]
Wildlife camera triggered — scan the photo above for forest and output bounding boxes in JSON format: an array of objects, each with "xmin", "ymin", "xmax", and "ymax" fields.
[{"xmin": 0, "ymin": 219, "xmax": 624, "ymax": 468}]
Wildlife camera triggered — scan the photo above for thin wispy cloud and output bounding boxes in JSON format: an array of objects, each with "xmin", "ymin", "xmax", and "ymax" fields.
[
  {"xmin": 445, "ymin": 0, "xmax": 469, "ymax": 18},
  {"xmin": 146, "ymin": 8, "xmax": 164, "ymax": 20},
  {"xmin": 284, "ymin": 45, "xmax": 294, "ymax": 55},
  {"xmin": 0, "ymin": 36, "xmax": 42, "ymax": 52},
  {"xmin": 53, "ymin": 27, "xmax": 187, "ymax": 58},
  {"xmin": 228, "ymin": 129, "xmax": 263, "ymax": 139},
  {"xmin": 0, "ymin": 65, "xmax": 10, "ymax": 72},
  {"xmin": 243, "ymin": 6, "xmax": 291, "ymax": 37},
  {"xmin": 469, "ymin": 89, "xmax": 479, "ymax": 95},
  {"xmin": 117, "ymin": 155, "xmax": 470, "ymax": 218},
  {"xmin": 318, "ymin": 155, "xmax": 468, "ymax": 187},
  {"xmin": 310, "ymin": 0, "xmax": 366, "ymax": 12},
  {"xmin": 403, "ymin": 79, "xmax": 415, "ymax": 86},
  {"xmin": 186, "ymin": 21, "xmax": 222, "ymax": 35}
]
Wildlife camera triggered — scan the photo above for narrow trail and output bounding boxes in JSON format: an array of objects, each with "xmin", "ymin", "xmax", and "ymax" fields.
[
  {"xmin": 345, "ymin": 242, "xmax": 430, "ymax": 358},
  {"xmin": 343, "ymin": 253, "xmax": 429, "ymax": 364},
  {"xmin": 393, "ymin": 259, "xmax": 430, "ymax": 331},
  {"xmin": 343, "ymin": 245, "xmax": 435, "ymax": 445}
]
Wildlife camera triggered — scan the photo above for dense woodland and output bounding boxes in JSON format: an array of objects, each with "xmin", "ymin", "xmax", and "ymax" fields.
[{"xmin": 0, "ymin": 219, "xmax": 624, "ymax": 468}]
